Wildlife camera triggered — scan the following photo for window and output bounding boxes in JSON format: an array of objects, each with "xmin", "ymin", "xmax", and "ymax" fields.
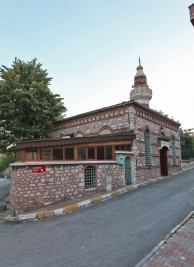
[
  {"xmin": 22, "ymin": 142, "xmax": 132, "ymax": 162},
  {"xmin": 88, "ymin": 147, "xmax": 95, "ymax": 159},
  {"xmin": 172, "ymin": 137, "xmax": 176, "ymax": 165},
  {"xmin": 78, "ymin": 146, "xmax": 86, "ymax": 160},
  {"xmin": 97, "ymin": 146, "xmax": 104, "ymax": 160},
  {"xmin": 126, "ymin": 144, "xmax": 131, "ymax": 151},
  {"xmin": 26, "ymin": 150, "xmax": 38, "ymax": 161},
  {"xmin": 85, "ymin": 166, "xmax": 96, "ymax": 188},
  {"xmin": 40, "ymin": 149, "xmax": 51, "ymax": 160},
  {"xmin": 65, "ymin": 148, "xmax": 74, "ymax": 160},
  {"xmin": 115, "ymin": 144, "xmax": 131, "ymax": 151},
  {"xmin": 16, "ymin": 151, "xmax": 21, "ymax": 161},
  {"xmin": 53, "ymin": 148, "xmax": 63, "ymax": 160},
  {"xmin": 115, "ymin": 145, "xmax": 120, "ymax": 150},
  {"xmin": 120, "ymin": 145, "xmax": 125, "ymax": 150},
  {"xmin": 105, "ymin": 146, "xmax": 113, "ymax": 160},
  {"xmin": 144, "ymin": 130, "xmax": 152, "ymax": 165}
]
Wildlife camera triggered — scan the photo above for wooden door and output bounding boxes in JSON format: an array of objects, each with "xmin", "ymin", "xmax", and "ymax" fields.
[{"xmin": 160, "ymin": 147, "xmax": 168, "ymax": 176}]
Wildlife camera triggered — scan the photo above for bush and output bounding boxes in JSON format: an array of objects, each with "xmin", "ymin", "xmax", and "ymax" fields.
[{"xmin": 0, "ymin": 153, "xmax": 15, "ymax": 170}]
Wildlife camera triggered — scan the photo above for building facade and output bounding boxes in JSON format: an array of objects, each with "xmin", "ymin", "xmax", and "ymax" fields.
[
  {"xmin": 10, "ymin": 61, "xmax": 181, "ymax": 214},
  {"xmin": 189, "ymin": 3, "xmax": 194, "ymax": 26}
]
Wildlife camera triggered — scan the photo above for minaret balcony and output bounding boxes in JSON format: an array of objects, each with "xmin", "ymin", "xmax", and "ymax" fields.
[{"xmin": 130, "ymin": 86, "xmax": 152, "ymax": 101}]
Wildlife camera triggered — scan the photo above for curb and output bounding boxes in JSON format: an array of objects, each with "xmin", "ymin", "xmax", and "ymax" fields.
[
  {"xmin": 4, "ymin": 187, "xmax": 134, "ymax": 223},
  {"xmin": 135, "ymin": 210, "xmax": 194, "ymax": 267},
  {"xmin": 3, "ymin": 169, "xmax": 191, "ymax": 223}
]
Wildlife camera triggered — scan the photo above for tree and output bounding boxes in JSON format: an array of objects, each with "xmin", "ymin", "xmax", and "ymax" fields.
[
  {"xmin": 0, "ymin": 153, "xmax": 15, "ymax": 171},
  {"xmin": 0, "ymin": 58, "xmax": 67, "ymax": 151},
  {"xmin": 180, "ymin": 129, "xmax": 194, "ymax": 160}
]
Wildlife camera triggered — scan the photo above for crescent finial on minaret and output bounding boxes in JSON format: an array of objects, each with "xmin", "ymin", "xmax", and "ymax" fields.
[{"xmin": 139, "ymin": 57, "xmax": 141, "ymax": 66}]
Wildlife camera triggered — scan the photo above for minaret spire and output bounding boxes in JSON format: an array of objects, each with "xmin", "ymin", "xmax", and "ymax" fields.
[{"xmin": 130, "ymin": 59, "xmax": 152, "ymax": 108}]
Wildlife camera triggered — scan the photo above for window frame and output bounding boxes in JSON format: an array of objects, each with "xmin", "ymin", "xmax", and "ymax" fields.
[
  {"xmin": 172, "ymin": 137, "xmax": 176, "ymax": 165},
  {"xmin": 22, "ymin": 141, "xmax": 132, "ymax": 162},
  {"xmin": 144, "ymin": 129, "xmax": 152, "ymax": 165},
  {"xmin": 84, "ymin": 166, "xmax": 96, "ymax": 189}
]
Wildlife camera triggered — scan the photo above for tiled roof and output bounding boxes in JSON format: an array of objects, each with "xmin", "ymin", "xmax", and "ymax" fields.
[
  {"xmin": 54, "ymin": 101, "xmax": 133, "ymax": 124},
  {"xmin": 12, "ymin": 130, "xmax": 136, "ymax": 151},
  {"xmin": 53, "ymin": 100, "xmax": 181, "ymax": 126}
]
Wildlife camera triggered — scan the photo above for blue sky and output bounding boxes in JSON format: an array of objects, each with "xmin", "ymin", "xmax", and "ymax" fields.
[{"xmin": 1, "ymin": 0, "xmax": 194, "ymax": 129}]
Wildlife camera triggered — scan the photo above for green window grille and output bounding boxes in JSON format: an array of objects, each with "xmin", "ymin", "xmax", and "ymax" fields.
[
  {"xmin": 172, "ymin": 137, "xmax": 176, "ymax": 165},
  {"xmin": 144, "ymin": 130, "xmax": 152, "ymax": 165},
  {"xmin": 125, "ymin": 156, "xmax": 132, "ymax": 185},
  {"xmin": 85, "ymin": 166, "xmax": 96, "ymax": 189}
]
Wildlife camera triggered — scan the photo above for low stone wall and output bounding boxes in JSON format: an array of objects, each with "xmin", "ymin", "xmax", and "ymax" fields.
[
  {"xmin": 181, "ymin": 160, "xmax": 194, "ymax": 169},
  {"xmin": 136, "ymin": 166, "xmax": 161, "ymax": 183},
  {"xmin": 136, "ymin": 164, "xmax": 181, "ymax": 183},
  {"xmin": 10, "ymin": 161, "xmax": 124, "ymax": 214}
]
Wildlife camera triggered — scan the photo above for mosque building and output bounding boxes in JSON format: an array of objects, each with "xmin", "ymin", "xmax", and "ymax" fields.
[{"xmin": 9, "ymin": 60, "xmax": 181, "ymax": 214}]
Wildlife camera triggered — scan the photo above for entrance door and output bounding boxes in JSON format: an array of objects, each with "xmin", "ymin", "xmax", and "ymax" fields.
[
  {"xmin": 160, "ymin": 147, "xmax": 168, "ymax": 176},
  {"xmin": 125, "ymin": 156, "xmax": 132, "ymax": 185}
]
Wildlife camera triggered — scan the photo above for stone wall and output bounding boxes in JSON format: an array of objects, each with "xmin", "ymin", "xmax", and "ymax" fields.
[
  {"xmin": 181, "ymin": 160, "xmax": 194, "ymax": 170},
  {"xmin": 134, "ymin": 112, "xmax": 181, "ymax": 180},
  {"xmin": 10, "ymin": 162, "xmax": 124, "ymax": 214},
  {"xmin": 50, "ymin": 106, "xmax": 130, "ymax": 138},
  {"xmin": 49, "ymin": 103, "xmax": 182, "ymax": 182}
]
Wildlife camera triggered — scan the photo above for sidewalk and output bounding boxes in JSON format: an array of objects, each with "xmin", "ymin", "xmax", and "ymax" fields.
[
  {"xmin": 135, "ymin": 166, "xmax": 194, "ymax": 267},
  {"xmin": 136, "ymin": 211, "xmax": 194, "ymax": 267}
]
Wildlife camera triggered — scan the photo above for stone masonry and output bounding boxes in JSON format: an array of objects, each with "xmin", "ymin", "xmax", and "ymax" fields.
[
  {"xmin": 50, "ymin": 104, "xmax": 130, "ymax": 138},
  {"xmin": 49, "ymin": 101, "xmax": 181, "ymax": 182},
  {"xmin": 10, "ymin": 162, "xmax": 124, "ymax": 214}
]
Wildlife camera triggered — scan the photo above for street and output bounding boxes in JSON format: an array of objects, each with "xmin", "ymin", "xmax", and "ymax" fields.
[{"xmin": 0, "ymin": 169, "xmax": 194, "ymax": 267}]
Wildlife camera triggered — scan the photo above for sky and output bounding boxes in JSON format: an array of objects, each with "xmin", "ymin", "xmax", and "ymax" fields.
[{"xmin": 0, "ymin": 0, "xmax": 194, "ymax": 129}]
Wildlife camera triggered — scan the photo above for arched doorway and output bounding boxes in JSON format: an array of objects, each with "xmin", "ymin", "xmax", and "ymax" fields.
[
  {"xmin": 125, "ymin": 156, "xmax": 132, "ymax": 185},
  {"xmin": 160, "ymin": 146, "xmax": 168, "ymax": 176}
]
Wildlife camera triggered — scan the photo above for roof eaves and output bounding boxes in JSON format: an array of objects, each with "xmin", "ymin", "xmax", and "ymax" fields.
[
  {"xmin": 54, "ymin": 101, "xmax": 133, "ymax": 124},
  {"xmin": 131, "ymin": 101, "xmax": 181, "ymax": 126}
]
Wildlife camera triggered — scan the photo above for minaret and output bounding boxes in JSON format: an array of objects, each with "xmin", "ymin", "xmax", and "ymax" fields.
[{"xmin": 130, "ymin": 58, "xmax": 152, "ymax": 108}]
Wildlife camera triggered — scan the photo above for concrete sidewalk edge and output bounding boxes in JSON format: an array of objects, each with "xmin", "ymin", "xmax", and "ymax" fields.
[{"xmin": 135, "ymin": 210, "xmax": 194, "ymax": 267}]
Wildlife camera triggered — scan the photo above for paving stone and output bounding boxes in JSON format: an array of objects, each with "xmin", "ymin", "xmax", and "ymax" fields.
[{"xmin": 140, "ymin": 215, "xmax": 194, "ymax": 267}]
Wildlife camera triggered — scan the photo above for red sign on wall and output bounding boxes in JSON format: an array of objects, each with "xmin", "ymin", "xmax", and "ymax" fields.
[{"xmin": 32, "ymin": 166, "xmax": 46, "ymax": 173}]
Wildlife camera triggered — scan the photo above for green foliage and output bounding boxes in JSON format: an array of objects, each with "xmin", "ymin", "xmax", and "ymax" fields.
[
  {"xmin": 153, "ymin": 109, "xmax": 169, "ymax": 118},
  {"xmin": 180, "ymin": 129, "xmax": 194, "ymax": 160},
  {"xmin": 0, "ymin": 58, "xmax": 67, "ymax": 151},
  {"xmin": 0, "ymin": 153, "xmax": 15, "ymax": 170}
]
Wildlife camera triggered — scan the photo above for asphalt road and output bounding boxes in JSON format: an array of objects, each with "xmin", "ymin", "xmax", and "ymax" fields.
[{"xmin": 0, "ymin": 170, "xmax": 194, "ymax": 267}]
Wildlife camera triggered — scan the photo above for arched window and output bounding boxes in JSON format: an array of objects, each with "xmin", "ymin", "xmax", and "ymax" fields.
[
  {"xmin": 144, "ymin": 129, "xmax": 152, "ymax": 165},
  {"xmin": 172, "ymin": 137, "xmax": 176, "ymax": 165},
  {"xmin": 85, "ymin": 166, "xmax": 96, "ymax": 189}
]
